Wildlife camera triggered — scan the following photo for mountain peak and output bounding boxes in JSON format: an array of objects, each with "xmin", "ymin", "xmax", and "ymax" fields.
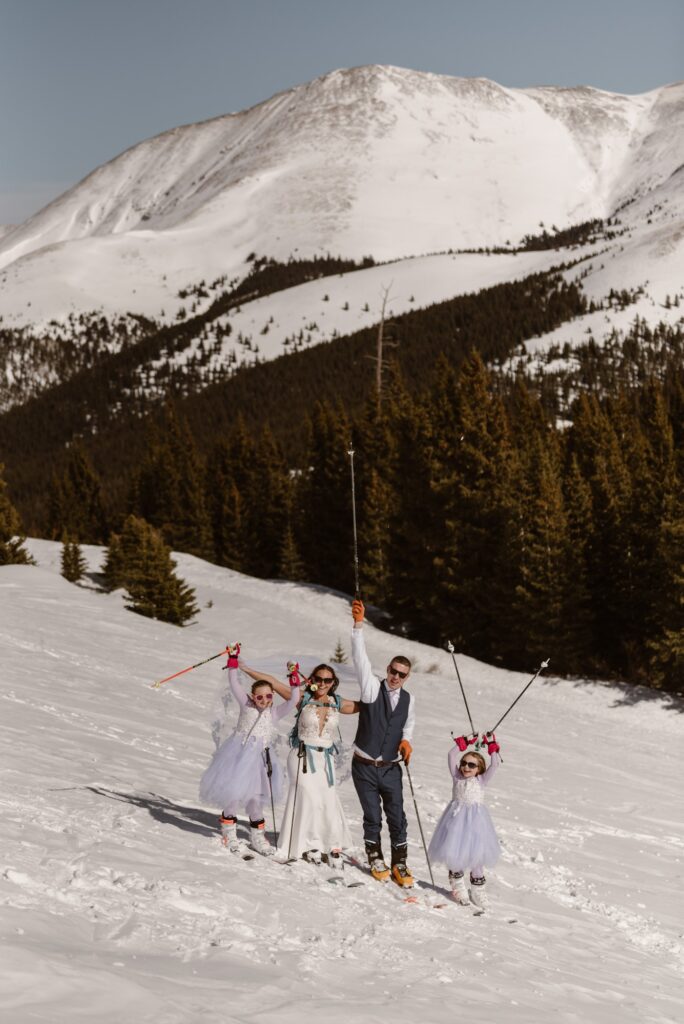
[{"xmin": 0, "ymin": 66, "xmax": 682, "ymax": 327}]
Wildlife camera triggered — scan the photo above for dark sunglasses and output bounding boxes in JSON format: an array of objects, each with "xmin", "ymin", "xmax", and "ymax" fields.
[
  {"xmin": 461, "ymin": 761, "xmax": 479, "ymax": 770},
  {"xmin": 388, "ymin": 666, "xmax": 408, "ymax": 680},
  {"xmin": 312, "ymin": 675, "xmax": 334, "ymax": 685}
]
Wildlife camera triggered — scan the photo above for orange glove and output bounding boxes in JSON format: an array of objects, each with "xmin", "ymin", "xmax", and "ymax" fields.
[
  {"xmin": 352, "ymin": 599, "xmax": 365, "ymax": 623},
  {"xmin": 399, "ymin": 739, "xmax": 412, "ymax": 764}
]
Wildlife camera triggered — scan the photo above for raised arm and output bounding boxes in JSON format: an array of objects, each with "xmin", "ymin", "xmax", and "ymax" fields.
[
  {"xmin": 447, "ymin": 744, "xmax": 461, "ymax": 779},
  {"xmin": 272, "ymin": 684, "xmax": 300, "ymax": 721},
  {"xmin": 228, "ymin": 667, "xmax": 249, "ymax": 707},
  {"xmin": 351, "ymin": 624, "xmax": 381, "ymax": 703},
  {"xmin": 480, "ymin": 750, "xmax": 501, "ymax": 786},
  {"xmin": 239, "ymin": 661, "xmax": 291, "ymax": 700}
]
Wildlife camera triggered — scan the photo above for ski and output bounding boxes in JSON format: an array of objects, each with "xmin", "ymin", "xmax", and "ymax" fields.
[
  {"xmin": 344, "ymin": 855, "xmax": 447, "ymax": 907},
  {"xmin": 221, "ymin": 838, "xmax": 256, "ymax": 861},
  {"xmin": 327, "ymin": 875, "xmax": 365, "ymax": 888}
]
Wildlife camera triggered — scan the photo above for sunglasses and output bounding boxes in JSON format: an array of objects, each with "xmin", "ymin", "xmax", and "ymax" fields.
[
  {"xmin": 312, "ymin": 675, "xmax": 334, "ymax": 685},
  {"xmin": 461, "ymin": 761, "xmax": 479, "ymax": 770},
  {"xmin": 388, "ymin": 667, "xmax": 408, "ymax": 680},
  {"xmin": 253, "ymin": 693, "xmax": 273, "ymax": 702}
]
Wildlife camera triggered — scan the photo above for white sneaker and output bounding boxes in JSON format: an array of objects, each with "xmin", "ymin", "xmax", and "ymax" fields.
[
  {"xmin": 470, "ymin": 882, "xmax": 490, "ymax": 910},
  {"xmin": 449, "ymin": 872, "xmax": 470, "ymax": 905},
  {"xmin": 249, "ymin": 823, "xmax": 274, "ymax": 856}
]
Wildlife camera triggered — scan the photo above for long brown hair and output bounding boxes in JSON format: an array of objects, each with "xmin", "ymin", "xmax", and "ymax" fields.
[{"xmin": 305, "ymin": 663, "xmax": 340, "ymax": 697}]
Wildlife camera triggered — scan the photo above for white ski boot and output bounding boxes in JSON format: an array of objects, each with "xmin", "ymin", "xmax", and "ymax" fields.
[
  {"xmin": 220, "ymin": 815, "xmax": 240, "ymax": 852},
  {"xmin": 302, "ymin": 849, "xmax": 323, "ymax": 865},
  {"xmin": 470, "ymin": 877, "xmax": 490, "ymax": 911},
  {"xmin": 449, "ymin": 871, "xmax": 470, "ymax": 906},
  {"xmin": 328, "ymin": 849, "xmax": 344, "ymax": 873},
  {"xmin": 249, "ymin": 820, "xmax": 275, "ymax": 857}
]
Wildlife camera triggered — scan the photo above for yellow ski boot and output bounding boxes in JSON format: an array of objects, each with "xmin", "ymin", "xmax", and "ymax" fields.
[
  {"xmin": 391, "ymin": 845, "xmax": 414, "ymax": 888},
  {"xmin": 366, "ymin": 842, "xmax": 391, "ymax": 882}
]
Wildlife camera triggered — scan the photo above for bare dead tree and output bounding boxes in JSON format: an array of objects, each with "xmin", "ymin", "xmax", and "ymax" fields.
[{"xmin": 367, "ymin": 283, "xmax": 398, "ymax": 399}]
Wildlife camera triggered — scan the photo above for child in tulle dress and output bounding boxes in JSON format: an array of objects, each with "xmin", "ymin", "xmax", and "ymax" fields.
[
  {"xmin": 428, "ymin": 734, "xmax": 502, "ymax": 909},
  {"xmin": 199, "ymin": 645, "xmax": 300, "ymax": 855}
]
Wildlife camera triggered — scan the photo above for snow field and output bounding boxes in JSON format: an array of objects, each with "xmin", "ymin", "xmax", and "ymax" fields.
[{"xmin": 1, "ymin": 539, "xmax": 683, "ymax": 1023}]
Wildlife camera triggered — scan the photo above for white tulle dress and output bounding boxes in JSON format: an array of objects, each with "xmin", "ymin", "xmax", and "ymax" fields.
[
  {"xmin": 428, "ymin": 748, "xmax": 501, "ymax": 874},
  {"xmin": 199, "ymin": 668, "xmax": 298, "ymax": 815},
  {"xmin": 277, "ymin": 699, "xmax": 352, "ymax": 859}
]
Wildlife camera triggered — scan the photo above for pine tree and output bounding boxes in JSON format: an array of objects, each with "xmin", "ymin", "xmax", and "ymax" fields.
[
  {"xmin": 244, "ymin": 425, "xmax": 290, "ymax": 577},
  {"xmin": 105, "ymin": 515, "xmax": 199, "ymax": 625},
  {"xmin": 133, "ymin": 405, "xmax": 211, "ymax": 559},
  {"xmin": 206, "ymin": 438, "xmax": 250, "ymax": 571},
  {"xmin": 429, "ymin": 352, "xmax": 516, "ymax": 662},
  {"xmin": 561, "ymin": 455, "xmax": 595, "ymax": 673},
  {"xmin": 0, "ymin": 464, "xmax": 34, "ymax": 565},
  {"xmin": 47, "ymin": 444, "xmax": 108, "ymax": 544},
  {"xmin": 101, "ymin": 532, "xmax": 126, "ymax": 591},
  {"xmin": 299, "ymin": 402, "xmax": 353, "ymax": 591},
  {"xmin": 630, "ymin": 383, "xmax": 677, "ymax": 645},
  {"xmin": 60, "ymin": 532, "xmax": 87, "ymax": 583},
  {"xmin": 510, "ymin": 432, "xmax": 571, "ymax": 668},
  {"xmin": 278, "ymin": 519, "xmax": 306, "ymax": 581},
  {"xmin": 384, "ymin": 388, "xmax": 439, "ymax": 639},
  {"xmin": 356, "ymin": 391, "xmax": 397, "ymax": 605},
  {"xmin": 648, "ymin": 493, "xmax": 684, "ymax": 693},
  {"xmin": 330, "ymin": 639, "xmax": 347, "ymax": 664}
]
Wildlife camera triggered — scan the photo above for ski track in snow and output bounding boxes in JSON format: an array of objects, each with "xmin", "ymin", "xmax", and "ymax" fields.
[{"xmin": 1, "ymin": 539, "xmax": 683, "ymax": 1023}]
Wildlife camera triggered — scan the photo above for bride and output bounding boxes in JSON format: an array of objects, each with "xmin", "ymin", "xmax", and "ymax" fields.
[{"xmin": 277, "ymin": 663, "xmax": 358, "ymax": 866}]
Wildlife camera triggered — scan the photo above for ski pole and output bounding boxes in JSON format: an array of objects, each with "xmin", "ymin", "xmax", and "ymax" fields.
[
  {"xmin": 446, "ymin": 641, "xmax": 476, "ymax": 737},
  {"xmin": 287, "ymin": 743, "xmax": 304, "ymax": 861},
  {"xmin": 264, "ymin": 747, "xmax": 278, "ymax": 846},
  {"xmin": 347, "ymin": 444, "xmax": 361, "ymax": 599},
  {"xmin": 486, "ymin": 659, "xmax": 550, "ymax": 734},
  {"xmin": 403, "ymin": 758, "xmax": 435, "ymax": 886},
  {"xmin": 151, "ymin": 647, "xmax": 230, "ymax": 689}
]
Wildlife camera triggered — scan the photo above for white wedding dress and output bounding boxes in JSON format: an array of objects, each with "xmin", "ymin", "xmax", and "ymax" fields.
[{"xmin": 277, "ymin": 702, "xmax": 352, "ymax": 859}]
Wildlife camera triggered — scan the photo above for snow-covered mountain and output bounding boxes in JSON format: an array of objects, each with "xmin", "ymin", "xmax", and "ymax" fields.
[
  {"xmin": 0, "ymin": 65, "xmax": 683, "ymax": 335},
  {"xmin": 1, "ymin": 541, "xmax": 682, "ymax": 1023}
]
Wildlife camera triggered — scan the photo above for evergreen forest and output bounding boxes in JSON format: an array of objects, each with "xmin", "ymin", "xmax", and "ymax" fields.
[{"xmin": 1, "ymin": 262, "xmax": 682, "ymax": 693}]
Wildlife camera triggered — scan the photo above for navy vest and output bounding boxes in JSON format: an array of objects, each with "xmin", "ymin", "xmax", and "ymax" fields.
[{"xmin": 354, "ymin": 684, "xmax": 410, "ymax": 760}]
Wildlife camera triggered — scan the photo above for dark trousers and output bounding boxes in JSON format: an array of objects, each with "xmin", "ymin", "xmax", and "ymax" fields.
[{"xmin": 352, "ymin": 758, "xmax": 407, "ymax": 849}]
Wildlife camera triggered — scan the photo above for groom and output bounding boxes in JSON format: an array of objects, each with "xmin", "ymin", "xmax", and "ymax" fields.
[{"xmin": 350, "ymin": 599, "xmax": 415, "ymax": 887}]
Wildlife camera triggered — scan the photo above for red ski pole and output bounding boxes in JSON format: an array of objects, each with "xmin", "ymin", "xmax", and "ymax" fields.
[{"xmin": 151, "ymin": 647, "xmax": 230, "ymax": 689}]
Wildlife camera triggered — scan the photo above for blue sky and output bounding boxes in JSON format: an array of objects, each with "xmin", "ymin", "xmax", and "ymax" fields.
[{"xmin": 1, "ymin": 0, "xmax": 682, "ymax": 224}]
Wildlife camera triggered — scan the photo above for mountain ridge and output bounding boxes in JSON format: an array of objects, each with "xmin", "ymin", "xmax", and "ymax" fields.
[{"xmin": 1, "ymin": 65, "xmax": 682, "ymax": 310}]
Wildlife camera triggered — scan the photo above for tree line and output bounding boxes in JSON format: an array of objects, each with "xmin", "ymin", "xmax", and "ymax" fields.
[{"xmin": 31, "ymin": 350, "xmax": 683, "ymax": 694}]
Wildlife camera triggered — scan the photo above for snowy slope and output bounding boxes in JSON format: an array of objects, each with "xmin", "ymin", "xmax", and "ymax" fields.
[
  {"xmin": 1, "ymin": 541, "xmax": 682, "ymax": 1024},
  {"xmin": 0, "ymin": 66, "xmax": 682, "ymax": 335}
]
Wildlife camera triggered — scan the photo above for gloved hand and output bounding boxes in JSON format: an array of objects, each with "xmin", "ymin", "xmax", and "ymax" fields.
[
  {"xmin": 399, "ymin": 739, "xmax": 413, "ymax": 764},
  {"xmin": 484, "ymin": 732, "xmax": 500, "ymax": 755},
  {"xmin": 454, "ymin": 734, "xmax": 477, "ymax": 751},
  {"xmin": 226, "ymin": 642, "xmax": 241, "ymax": 668},
  {"xmin": 352, "ymin": 599, "xmax": 365, "ymax": 623},
  {"xmin": 287, "ymin": 661, "xmax": 302, "ymax": 687}
]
